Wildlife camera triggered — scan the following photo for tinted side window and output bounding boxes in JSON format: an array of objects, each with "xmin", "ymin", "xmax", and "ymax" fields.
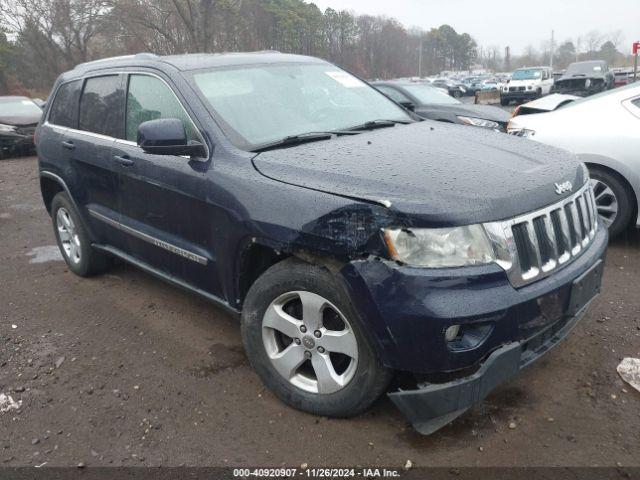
[
  {"xmin": 49, "ymin": 80, "xmax": 82, "ymax": 128},
  {"xmin": 126, "ymin": 74, "xmax": 201, "ymax": 143},
  {"xmin": 377, "ymin": 86, "xmax": 410, "ymax": 103},
  {"xmin": 79, "ymin": 75, "xmax": 124, "ymax": 138}
]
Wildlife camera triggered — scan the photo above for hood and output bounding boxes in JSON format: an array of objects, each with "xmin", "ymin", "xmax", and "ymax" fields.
[
  {"xmin": 518, "ymin": 94, "xmax": 579, "ymax": 113},
  {"xmin": 416, "ymin": 104, "xmax": 511, "ymax": 123},
  {"xmin": 252, "ymin": 121, "xmax": 585, "ymax": 226},
  {"xmin": 0, "ymin": 113, "xmax": 42, "ymax": 127}
]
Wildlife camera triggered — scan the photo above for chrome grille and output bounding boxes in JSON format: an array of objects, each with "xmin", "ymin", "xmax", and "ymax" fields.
[{"xmin": 484, "ymin": 182, "xmax": 598, "ymax": 288}]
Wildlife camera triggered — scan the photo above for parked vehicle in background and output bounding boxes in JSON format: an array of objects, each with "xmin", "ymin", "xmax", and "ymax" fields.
[
  {"xmin": 501, "ymin": 66, "xmax": 554, "ymax": 105},
  {"xmin": 551, "ymin": 61, "xmax": 613, "ymax": 96},
  {"xmin": 373, "ymin": 81, "xmax": 510, "ymax": 131},
  {"xmin": 512, "ymin": 93, "xmax": 579, "ymax": 117},
  {"xmin": 462, "ymin": 77, "xmax": 483, "ymax": 96},
  {"xmin": 613, "ymin": 70, "xmax": 632, "ymax": 88},
  {"xmin": 508, "ymin": 83, "xmax": 640, "ymax": 236},
  {"xmin": 431, "ymin": 78, "xmax": 467, "ymax": 98},
  {"xmin": 0, "ymin": 96, "xmax": 42, "ymax": 159},
  {"xmin": 36, "ymin": 52, "xmax": 607, "ymax": 436}
]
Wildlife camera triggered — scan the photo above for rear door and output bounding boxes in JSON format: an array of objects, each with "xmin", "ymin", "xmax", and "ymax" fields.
[
  {"xmin": 111, "ymin": 72, "xmax": 221, "ymax": 296},
  {"xmin": 64, "ymin": 74, "xmax": 128, "ymax": 250}
]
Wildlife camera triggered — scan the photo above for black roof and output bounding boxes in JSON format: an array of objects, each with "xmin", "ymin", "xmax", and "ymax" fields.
[{"xmin": 62, "ymin": 51, "xmax": 327, "ymax": 81}]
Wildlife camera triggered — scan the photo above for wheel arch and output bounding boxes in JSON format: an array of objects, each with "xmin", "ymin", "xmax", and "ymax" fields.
[
  {"xmin": 582, "ymin": 156, "xmax": 640, "ymax": 227},
  {"xmin": 39, "ymin": 171, "xmax": 98, "ymax": 240}
]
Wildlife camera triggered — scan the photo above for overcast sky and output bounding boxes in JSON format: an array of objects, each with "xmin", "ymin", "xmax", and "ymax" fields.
[{"xmin": 311, "ymin": 0, "xmax": 638, "ymax": 54}]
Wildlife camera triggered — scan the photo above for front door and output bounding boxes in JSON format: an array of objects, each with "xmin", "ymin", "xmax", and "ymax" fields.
[{"xmin": 112, "ymin": 73, "xmax": 222, "ymax": 297}]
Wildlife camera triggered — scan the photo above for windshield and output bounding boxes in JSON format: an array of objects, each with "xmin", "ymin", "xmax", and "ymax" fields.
[
  {"xmin": 190, "ymin": 63, "xmax": 412, "ymax": 150},
  {"xmin": 403, "ymin": 84, "xmax": 460, "ymax": 105},
  {"xmin": 565, "ymin": 62, "xmax": 605, "ymax": 77},
  {"xmin": 0, "ymin": 98, "xmax": 42, "ymax": 117},
  {"xmin": 512, "ymin": 69, "xmax": 543, "ymax": 80}
]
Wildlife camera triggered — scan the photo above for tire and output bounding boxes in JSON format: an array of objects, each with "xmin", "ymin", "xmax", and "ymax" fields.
[
  {"xmin": 51, "ymin": 192, "xmax": 110, "ymax": 276},
  {"xmin": 500, "ymin": 98, "xmax": 509, "ymax": 106},
  {"xmin": 589, "ymin": 167, "xmax": 634, "ymax": 237},
  {"xmin": 241, "ymin": 258, "xmax": 393, "ymax": 418},
  {"xmin": 452, "ymin": 90, "xmax": 462, "ymax": 98}
]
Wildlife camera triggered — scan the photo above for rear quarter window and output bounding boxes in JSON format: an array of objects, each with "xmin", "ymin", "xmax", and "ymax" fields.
[
  {"xmin": 49, "ymin": 80, "xmax": 82, "ymax": 128},
  {"xmin": 79, "ymin": 75, "xmax": 125, "ymax": 138}
]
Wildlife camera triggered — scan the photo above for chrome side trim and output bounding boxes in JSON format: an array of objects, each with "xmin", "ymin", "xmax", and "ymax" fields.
[{"xmin": 88, "ymin": 209, "xmax": 208, "ymax": 266}]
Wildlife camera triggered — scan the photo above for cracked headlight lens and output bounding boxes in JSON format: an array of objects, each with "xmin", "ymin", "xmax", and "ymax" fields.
[
  {"xmin": 384, "ymin": 225, "xmax": 496, "ymax": 268},
  {"xmin": 457, "ymin": 116, "xmax": 500, "ymax": 130}
]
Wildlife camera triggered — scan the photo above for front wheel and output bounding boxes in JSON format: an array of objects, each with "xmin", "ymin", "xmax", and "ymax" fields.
[
  {"xmin": 241, "ymin": 259, "xmax": 392, "ymax": 418},
  {"xmin": 589, "ymin": 168, "xmax": 634, "ymax": 237},
  {"xmin": 500, "ymin": 97, "xmax": 509, "ymax": 106}
]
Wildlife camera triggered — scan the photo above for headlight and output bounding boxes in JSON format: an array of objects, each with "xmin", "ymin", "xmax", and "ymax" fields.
[
  {"xmin": 384, "ymin": 225, "xmax": 496, "ymax": 268},
  {"xmin": 457, "ymin": 116, "xmax": 500, "ymax": 130},
  {"xmin": 507, "ymin": 128, "xmax": 536, "ymax": 138},
  {"xmin": 0, "ymin": 123, "xmax": 17, "ymax": 133}
]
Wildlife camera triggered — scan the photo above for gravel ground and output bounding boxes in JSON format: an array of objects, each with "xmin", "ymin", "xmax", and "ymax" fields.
[{"xmin": 1, "ymin": 156, "xmax": 639, "ymax": 468}]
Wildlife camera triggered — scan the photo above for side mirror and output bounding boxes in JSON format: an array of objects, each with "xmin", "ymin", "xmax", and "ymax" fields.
[
  {"xmin": 137, "ymin": 118, "xmax": 206, "ymax": 157},
  {"xmin": 399, "ymin": 100, "xmax": 416, "ymax": 111}
]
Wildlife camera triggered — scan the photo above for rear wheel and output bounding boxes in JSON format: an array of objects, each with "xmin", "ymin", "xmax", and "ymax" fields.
[
  {"xmin": 51, "ymin": 192, "xmax": 110, "ymax": 276},
  {"xmin": 241, "ymin": 259, "xmax": 392, "ymax": 417},
  {"xmin": 589, "ymin": 168, "xmax": 634, "ymax": 237}
]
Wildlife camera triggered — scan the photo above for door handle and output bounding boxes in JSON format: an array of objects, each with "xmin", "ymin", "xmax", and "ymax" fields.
[
  {"xmin": 61, "ymin": 140, "xmax": 75, "ymax": 150},
  {"xmin": 114, "ymin": 154, "xmax": 134, "ymax": 167}
]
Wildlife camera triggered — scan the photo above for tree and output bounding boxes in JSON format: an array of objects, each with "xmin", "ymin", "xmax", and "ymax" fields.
[
  {"xmin": 556, "ymin": 41, "xmax": 576, "ymax": 69},
  {"xmin": 599, "ymin": 40, "xmax": 619, "ymax": 66}
]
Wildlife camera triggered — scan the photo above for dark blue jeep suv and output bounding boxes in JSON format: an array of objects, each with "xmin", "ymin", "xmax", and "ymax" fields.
[{"xmin": 36, "ymin": 52, "xmax": 607, "ymax": 434}]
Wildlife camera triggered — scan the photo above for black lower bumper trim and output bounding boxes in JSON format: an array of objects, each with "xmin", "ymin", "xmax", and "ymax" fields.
[{"xmin": 388, "ymin": 307, "xmax": 587, "ymax": 435}]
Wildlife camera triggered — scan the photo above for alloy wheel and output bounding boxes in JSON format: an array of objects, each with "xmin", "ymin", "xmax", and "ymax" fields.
[
  {"xmin": 590, "ymin": 178, "xmax": 618, "ymax": 228},
  {"xmin": 56, "ymin": 207, "xmax": 82, "ymax": 264},
  {"xmin": 262, "ymin": 291, "xmax": 358, "ymax": 394}
]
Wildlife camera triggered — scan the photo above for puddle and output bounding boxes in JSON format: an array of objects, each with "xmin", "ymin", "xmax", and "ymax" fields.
[{"xmin": 26, "ymin": 245, "xmax": 63, "ymax": 264}]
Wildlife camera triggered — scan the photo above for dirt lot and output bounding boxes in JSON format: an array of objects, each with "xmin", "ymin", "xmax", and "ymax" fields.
[{"xmin": 1, "ymin": 156, "xmax": 639, "ymax": 468}]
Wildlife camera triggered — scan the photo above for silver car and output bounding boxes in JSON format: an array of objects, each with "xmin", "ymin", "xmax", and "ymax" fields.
[{"xmin": 508, "ymin": 83, "xmax": 640, "ymax": 236}]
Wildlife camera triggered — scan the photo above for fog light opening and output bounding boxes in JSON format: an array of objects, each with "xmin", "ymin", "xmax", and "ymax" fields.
[{"xmin": 444, "ymin": 325, "xmax": 461, "ymax": 342}]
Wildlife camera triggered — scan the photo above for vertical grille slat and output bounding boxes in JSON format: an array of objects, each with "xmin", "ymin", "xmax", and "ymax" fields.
[
  {"xmin": 502, "ymin": 183, "xmax": 598, "ymax": 287},
  {"xmin": 533, "ymin": 216, "xmax": 554, "ymax": 266},
  {"xmin": 512, "ymin": 223, "xmax": 536, "ymax": 273}
]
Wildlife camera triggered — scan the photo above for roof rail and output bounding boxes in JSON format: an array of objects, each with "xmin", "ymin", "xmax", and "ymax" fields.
[{"xmin": 75, "ymin": 53, "xmax": 158, "ymax": 69}]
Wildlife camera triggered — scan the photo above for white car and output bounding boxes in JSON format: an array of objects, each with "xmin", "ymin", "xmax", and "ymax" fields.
[
  {"xmin": 512, "ymin": 93, "xmax": 580, "ymax": 116},
  {"xmin": 508, "ymin": 83, "xmax": 640, "ymax": 236},
  {"xmin": 501, "ymin": 67, "xmax": 554, "ymax": 106}
]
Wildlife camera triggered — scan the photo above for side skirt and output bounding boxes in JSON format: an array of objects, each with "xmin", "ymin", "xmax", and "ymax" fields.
[{"xmin": 93, "ymin": 243, "xmax": 241, "ymax": 319}]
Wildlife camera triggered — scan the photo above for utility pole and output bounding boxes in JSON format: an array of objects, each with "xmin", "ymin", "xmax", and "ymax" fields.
[
  {"xmin": 550, "ymin": 30, "xmax": 555, "ymax": 69},
  {"xmin": 418, "ymin": 39, "xmax": 423, "ymax": 78}
]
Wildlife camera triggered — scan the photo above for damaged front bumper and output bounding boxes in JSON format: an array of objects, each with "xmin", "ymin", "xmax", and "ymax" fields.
[{"xmin": 388, "ymin": 303, "xmax": 589, "ymax": 435}]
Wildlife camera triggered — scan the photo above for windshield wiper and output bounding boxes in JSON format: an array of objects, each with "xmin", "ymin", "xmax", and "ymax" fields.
[
  {"xmin": 252, "ymin": 132, "xmax": 333, "ymax": 152},
  {"xmin": 344, "ymin": 119, "xmax": 412, "ymax": 132},
  {"xmin": 251, "ymin": 130, "xmax": 361, "ymax": 153}
]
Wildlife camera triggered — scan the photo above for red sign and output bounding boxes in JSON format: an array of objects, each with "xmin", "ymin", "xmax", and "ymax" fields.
[{"xmin": 634, "ymin": 42, "xmax": 640, "ymax": 55}]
